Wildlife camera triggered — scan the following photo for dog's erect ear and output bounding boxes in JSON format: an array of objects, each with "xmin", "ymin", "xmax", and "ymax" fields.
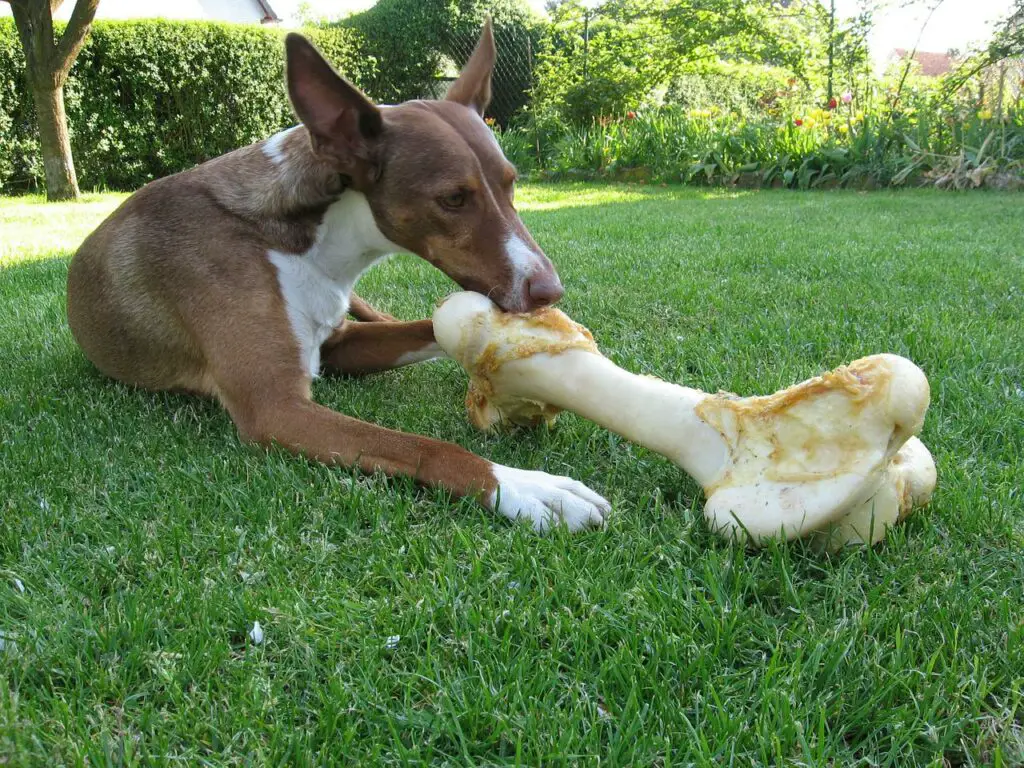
[
  {"xmin": 285, "ymin": 33, "xmax": 382, "ymax": 167},
  {"xmin": 446, "ymin": 19, "xmax": 495, "ymax": 116}
]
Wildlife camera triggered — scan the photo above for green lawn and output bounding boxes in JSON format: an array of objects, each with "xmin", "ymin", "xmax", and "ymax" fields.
[{"xmin": 1, "ymin": 186, "xmax": 1022, "ymax": 765}]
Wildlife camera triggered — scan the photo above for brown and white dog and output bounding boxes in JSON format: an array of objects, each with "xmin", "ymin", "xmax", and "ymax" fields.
[{"xmin": 66, "ymin": 23, "xmax": 610, "ymax": 531}]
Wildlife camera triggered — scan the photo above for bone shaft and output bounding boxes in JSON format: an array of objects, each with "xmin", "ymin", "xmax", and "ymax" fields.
[{"xmin": 496, "ymin": 351, "xmax": 728, "ymax": 487}]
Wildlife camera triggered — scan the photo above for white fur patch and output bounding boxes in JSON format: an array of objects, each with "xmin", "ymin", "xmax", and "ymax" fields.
[
  {"xmin": 262, "ymin": 125, "xmax": 300, "ymax": 165},
  {"xmin": 267, "ymin": 251, "xmax": 348, "ymax": 378},
  {"xmin": 394, "ymin": 342, "xmax": 445, "ymax": 368},
  {"xmin": 488, "ymin": 464, "xmax": 610, "ymax": 532},
  {"xmin": 268, "ymin": 191, "xmax": 405, "ymax": 378},
  {"xmin": 504, "ymin": 234, "xmax": 543, "ymax": 297}
]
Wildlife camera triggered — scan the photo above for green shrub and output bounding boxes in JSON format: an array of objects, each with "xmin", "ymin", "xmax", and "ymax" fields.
[
  {"xmin": 0, "ymin": 18, "xmax": 373, "ymax": 193},
  {"xmin": 531, "ymin": 2, "xmax": 669, "ymax": 125},
  {"xmin": 508, "ymin": 102, "xmax": 1024, "ymax": 190},
  {"xmin": 341, "ymin": 0, "xmax": 449, "ymax": 105},
  {"xmin": 493, "ymin": 122, "xmax": 539, "ymax": 172},
  {"xmin": 665, "ymin": 64, "xmax": 796, "ymax": 117},
  {"xmin": 0, "ymin": 19, "xmax": 43, "ymax": 190},
  {"xmin": 341, "ymin": 0, "xmax": 541, "ymax": 125}
]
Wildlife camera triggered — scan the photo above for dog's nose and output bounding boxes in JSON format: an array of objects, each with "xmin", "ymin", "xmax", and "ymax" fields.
[{"xmin": 527, "ymin": 273, "xmax": 564, "ymax": 307}]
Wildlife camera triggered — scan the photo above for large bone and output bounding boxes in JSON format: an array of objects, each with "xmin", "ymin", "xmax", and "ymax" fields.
[{"xmin": 433, "ymin": 292, "xmax": 937, "ymax": 550}]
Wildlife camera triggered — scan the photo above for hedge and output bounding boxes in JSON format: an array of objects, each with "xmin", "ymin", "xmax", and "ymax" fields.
[
  {"xmin": 341, "ymin": 0, "xmax": 543, "ymax": 126},
  {"xmin": 0, "ymin": 18, "xmax": 374, "ymax": 193}
]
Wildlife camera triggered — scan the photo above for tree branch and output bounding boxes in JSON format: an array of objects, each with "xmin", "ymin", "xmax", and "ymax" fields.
[
  {"xmin": 6, "ymin": 0, "xmax": 57, "ymax": 79},
  {"xmin": 889, "ymin": 0, "xmax": 945, "ymax": 115},
  {"xmin": 54, "ymin": 0, "xmax": 98, "ymax": 79}
]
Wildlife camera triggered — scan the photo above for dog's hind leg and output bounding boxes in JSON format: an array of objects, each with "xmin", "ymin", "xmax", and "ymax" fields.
[{"xmin": 320, "ymin": 319, "xmax": 443, "ymax": 377}]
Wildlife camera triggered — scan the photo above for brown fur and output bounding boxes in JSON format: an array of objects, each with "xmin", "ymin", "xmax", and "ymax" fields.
[{"xmin": 348, "ymin": 293, "xmax": 396, "ymax": 322}]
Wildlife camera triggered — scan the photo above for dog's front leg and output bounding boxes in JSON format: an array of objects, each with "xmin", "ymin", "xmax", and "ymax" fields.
[
  {"xmin": 198, "ymin": 296, "xmax": 607, "ymax": 531},
  {"xmin": 320, "ymin": 319, "xmax": 443, "ymax": 376},
  {"xmin": 220, "ymin": 387, "xmax": 608, "ymax": 532}
]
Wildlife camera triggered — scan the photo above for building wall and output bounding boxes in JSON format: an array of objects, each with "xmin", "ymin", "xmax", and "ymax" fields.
[{"xmin": 0, "ymin": 0, "xmax": 269, "ymax": 24}]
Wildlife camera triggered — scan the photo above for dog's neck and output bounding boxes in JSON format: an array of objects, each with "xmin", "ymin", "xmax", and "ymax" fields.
[
  {"xmin": 208, "ymin": 125, "xmax": 404, "ymax": 380},
  {"xmin": 202, "ymin": 125, "xmax": 366, "ymax": 255}
]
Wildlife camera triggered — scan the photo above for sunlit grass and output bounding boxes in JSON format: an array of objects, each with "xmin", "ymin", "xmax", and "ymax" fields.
[
  {"xmin": 0, "ymin": 193, "xmax": 125, "ymax": 265},
  {"xmin": 1, "ymin": 185, "xmax": 1022, "ymax": 765}
]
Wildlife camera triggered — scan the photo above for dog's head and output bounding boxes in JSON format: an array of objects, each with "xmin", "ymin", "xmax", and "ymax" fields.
[{"xmin": 284, "ymin": 22, "xmax": 563, "ymax": 313}]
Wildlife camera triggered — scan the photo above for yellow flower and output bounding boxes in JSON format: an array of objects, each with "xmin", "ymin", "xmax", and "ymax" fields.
[
  {"xmin": 854, "ymin": 111, "xmax": 865, "ymax": 123},
  {"xmin": 977, "ymin": 109, "xmax": 993, "ymax": 120},
  {"xmin": 838, "ymin": 124, "xmax": 849, "ymax": 135}
]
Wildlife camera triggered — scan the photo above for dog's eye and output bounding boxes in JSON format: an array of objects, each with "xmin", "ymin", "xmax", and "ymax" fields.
[{"xmin": 439, "ymin": 191, "xmax": 467, "ymax": 210}]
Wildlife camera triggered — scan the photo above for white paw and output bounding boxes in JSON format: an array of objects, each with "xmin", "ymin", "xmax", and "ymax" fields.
[{"xmin": 488, "ymin": 464, "xmax": 611, "ymax": 532}]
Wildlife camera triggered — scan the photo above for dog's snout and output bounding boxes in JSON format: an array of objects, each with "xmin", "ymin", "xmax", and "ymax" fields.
[
  {"xmin": 490, "ymin": 234, "xmax": 564, "ymax": 312},
  {"xmin": 526, "ymin": 272, "xmax": 564, "ymax": 308}
]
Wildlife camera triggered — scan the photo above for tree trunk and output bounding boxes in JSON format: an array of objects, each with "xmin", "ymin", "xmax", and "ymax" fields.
[
  {"xmin": 7, "ymin": 0, "xmax": 99, "ymax": 202},
  {"xmin": 31, "ymin": 82, "xmax": 80, "ymax": 201}
]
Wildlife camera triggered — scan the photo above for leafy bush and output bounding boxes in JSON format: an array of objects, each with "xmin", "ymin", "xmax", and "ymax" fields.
[
  {"xmin": 4, "ymin": 8, "xmax": 1020, "ymax": 195},
  {"xmin": 0, "ymin": 18, "xmax": 373, "ymax": 193},
  {"xmin": 341, "ymin": 0, "xmax": 542, "ymax": 125},
  {"xmin": 492, "ymin": 122, "xmax": 539, "ymax": 171},
  {"xmin": 340, "ymin": 0, "xmax": 449, "ymax": 105},
  {"xmin": 507, "ymin": 101, "xmax": 1024, "ymax": 190},
  {"xmin": 531, "ymin": 1, "xmax": 671, "ymax": 125},
  {"xmin": 0, "ymin": 20, "xmax": 43, "ymax": 190},
  {"xmin": 665, "ymin": 64, "xmax": 797, "ymax": 117},
  {"xmin": 530, "ymin": 0, "xmax": 828, "ymax": 126}
]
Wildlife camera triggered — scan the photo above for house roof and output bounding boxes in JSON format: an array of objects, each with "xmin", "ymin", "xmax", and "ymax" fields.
[{"xmin": 891, "ymin": 48, "xmax": 960, "ymax": 77}]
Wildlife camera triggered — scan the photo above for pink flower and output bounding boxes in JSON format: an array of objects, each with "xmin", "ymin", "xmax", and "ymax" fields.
[
  {"xmin": 841, "ymin": 91, "xmax": 853, "ymax": 104},
  {"xmin": 794, "ymin": 118, "xmax": 803, "ymax": 127}
]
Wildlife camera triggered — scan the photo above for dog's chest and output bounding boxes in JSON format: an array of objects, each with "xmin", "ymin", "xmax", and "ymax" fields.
[
  {"xmin": 267, "ymin": 192, "xmax": 399, "ymax": 378},
  {"xmin": 268, "ymin": 252, "xmax": 351, "ymax": 378}
]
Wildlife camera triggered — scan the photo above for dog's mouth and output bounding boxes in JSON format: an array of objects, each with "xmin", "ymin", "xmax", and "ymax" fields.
[
  {"xmin": 463, "ymin": 280, "xmax": 563, "ymax": 315},
  {"xmin": 427, "ymin": 246, "xmax": 564, "ymax": 314}
]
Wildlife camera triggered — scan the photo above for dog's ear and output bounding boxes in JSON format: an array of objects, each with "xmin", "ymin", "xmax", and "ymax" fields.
[
  {"xmin": 285, "ymin": 33, "xmax": 382, "ymax": 168},
  {"xmin": 446, "ymin": 19, "xmax": 495, "ymax": 116}
]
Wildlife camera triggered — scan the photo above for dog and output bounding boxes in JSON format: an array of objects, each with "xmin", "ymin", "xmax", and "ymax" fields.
[{"xmin": 66, "ymin": 22, "xmax": 610, "ymax": 532}]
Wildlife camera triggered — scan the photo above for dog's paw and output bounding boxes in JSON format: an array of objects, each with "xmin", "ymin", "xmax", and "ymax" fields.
[{"xmin": 488, "ymin": 465, "xmax": 610, "ymax": 532}]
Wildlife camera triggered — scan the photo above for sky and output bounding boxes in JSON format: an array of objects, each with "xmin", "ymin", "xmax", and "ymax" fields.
[
  {"xmin": 273, "ymin": 0, "xmax": 1018, "ymax": 60},
  {"xmin": 834, "ymin": 0, "xmax": 1018, "ymax": 67}
]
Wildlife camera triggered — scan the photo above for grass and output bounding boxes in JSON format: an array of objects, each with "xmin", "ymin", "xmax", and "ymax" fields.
[{"xmin": 1, "ymin": 185, "xmax": 1022, "ymax": 766}]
